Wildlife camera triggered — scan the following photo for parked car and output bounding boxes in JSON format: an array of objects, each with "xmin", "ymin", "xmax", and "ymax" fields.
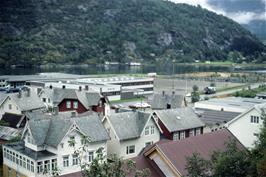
[{"xmin": 204, "ymin": 86, "xmax": 216, "ymax": 94}]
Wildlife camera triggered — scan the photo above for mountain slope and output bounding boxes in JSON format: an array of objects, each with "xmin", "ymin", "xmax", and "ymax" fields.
[{"xmin": 0, "ymin": 0, "xmax": 265, "ymax": 67}]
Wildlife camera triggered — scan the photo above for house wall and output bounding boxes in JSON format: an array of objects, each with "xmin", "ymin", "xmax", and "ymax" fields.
[
  {"xmin": 227, "ymin": 109, "xmax": 263, "ymax": 149},
  {"xmin": 104, "ymin": 119, "xmax": 121, "ymax": 156},
  {"xmin": 56, "ymin": 129, "xmax": 107, "ymax": 176},
  {"xmin": 0, "ymin": 97, "xmax": 22, "ymax": 118},
  {"xmin": 119, "ymin": 118, "xmax": 160, "ymax": 159},
  {"xmin": 58, "ymin": 99, "xmax": 87, "ymax": 113}
]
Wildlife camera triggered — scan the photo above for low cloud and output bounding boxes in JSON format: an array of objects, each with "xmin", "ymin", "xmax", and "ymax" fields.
[{"xmin": 170, "ymin": 0, "xmax": 266, "ymax": 24}]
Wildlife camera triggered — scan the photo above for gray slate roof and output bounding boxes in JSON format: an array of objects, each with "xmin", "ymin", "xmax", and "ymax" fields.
[
  {"xmin": 107, "ymin": 111, "xmax": 151, "ymax": 141},
  {"xmin": 42, "ymin": 88, "xmax": 102, "ymax": 108},
  {"xmin": 27, "ymin": 114, "xmax": 109, "ymax": 147},
  {"xmin": 195, "ymin": 108, "xmax": 241, "ymax": 125},
  {"xmin": 154, "ymin": 107, "xmax": 204, "ymax": 132},
  {"xmin": 149, "ymin": 93, "xmax": 184, "ymax": 109},
  {"xmin": 8, "ymin": 90, "xmax": 45, "ymax": 111}
]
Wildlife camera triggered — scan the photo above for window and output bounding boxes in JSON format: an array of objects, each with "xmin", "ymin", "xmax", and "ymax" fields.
[
  {"xmin": 63, "ymin": 156, "xmax": 69, "ymax": 167},
  {"xmin": 48, "ymin": 98, "xmax": 50, "ymax": 103},
  {"xmin": 73, "ymin": 154, "xmax": 79, "ymax": 165},
  {"xmin": 52, "ymin": 159, "xmax": 57, "ymax": 170},
  {"xmin": 196, "ymin": 128, "xmax": 201, "ymax": 135},
  {"xmin": 19, "ymin": 156, "xmax": 22, "ymax": 166},
  {"xmin": 173, "ymin": 132, "xmax": 179, "ymax": 141},
  {"xmin": 23, "ymin": 157, "xmax": 26, "ymax": 168},
  {"xmin": 145, "ymin": 142, "xmax": 153, "ymax": 147},
  {"xmin": 27, "ymin": 159, "xmax": 30, "ymax": 170},
  {"xmin": 8, "ymin": 104, "xmax": 12, "ymax": 110},
  {"xmin": 251, "ymin": 116, "xmax": 260, "ymax": 124},
  {"xmin": 145, "ymin": 126, "xmax": 149, "ymax": 135},
  {"xmin": 189, "ymin": 129, "xmax": 195, "ymax": 137},
  {"xmin": 88, "ymin": 151, "xmax": 94, "ymax": 163},
  {"xmin": 30, "ymin": 161, "xmax": 34, "ymax": 172},
  {"xmin": 42, "ymin": 98, "xmax": 46, "ymax": 102},
  {"xmin": 180, "ymin": 131, "xmax": 185, "ymax": 140},
  {"xmin": 254, "ymin": 133, "xmax": 259, "ymax": 137},
  {"xmin": 37, "ymin": 161, "xmax": 43, "ymax": 173},
  {"xmin": 60, "ymin": 143, "xmax": 64, "ymax": 149},
  {"xmin": 66, "ymin": 101, "xmax": 71, "ymax": 108},
  {"xmin": 150, "ymin": 125, "xmax": 155, "ymax": 134},
  {"xmin": 44, "ymin": 160, "xmax": 50, "ymax": 173},
  {"xmin": 126, "ymin": 145, "xmax": 135, "ymax": 154},
  {"xmin": 73, "ymin": 101, "xmax": 78, "ymax": 109},
  {"xmin": 16, "ymin": 154, "xmax": 19, "ymax": 165}
]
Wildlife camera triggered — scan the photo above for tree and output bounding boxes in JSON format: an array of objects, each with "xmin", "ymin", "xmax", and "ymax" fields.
[
  {"xmin": 185, "ymin": 153, "xmax": 210, "ymax": 177},
  {"xmin": 212, "ymin": 140, "xmax": 251, "ymax": 177},
  {"xmin": 191, "ymin": 85, "xmax": 200, "ymax": 103},
  {"xmin": 65, "ymin": 135, "xmax": 151, "ymax": 177}
]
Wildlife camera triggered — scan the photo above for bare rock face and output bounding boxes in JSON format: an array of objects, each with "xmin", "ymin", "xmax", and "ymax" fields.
[{"xmin": 158, "ymin": 33, "xmax": 173, "ymax": 47}]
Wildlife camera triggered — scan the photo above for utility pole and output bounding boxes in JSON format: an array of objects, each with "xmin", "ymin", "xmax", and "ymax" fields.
[{"xmin": 172, "ymin": 59, "xmax": 175, "ymax": 90}]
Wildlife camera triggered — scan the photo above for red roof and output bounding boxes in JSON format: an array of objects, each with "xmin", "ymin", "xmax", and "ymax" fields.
[{"xmin": 156, "ymin": 129, "xmax": 245, "ymax": 176}]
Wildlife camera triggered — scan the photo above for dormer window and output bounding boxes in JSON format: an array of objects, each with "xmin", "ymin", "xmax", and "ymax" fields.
[
  {"xmin": 73, "ymin": 101, "xmax": 78, "ymax": 109},
  {"xmin": 66, "ymin": 101, "xmax": 71, "ymax": 108}
]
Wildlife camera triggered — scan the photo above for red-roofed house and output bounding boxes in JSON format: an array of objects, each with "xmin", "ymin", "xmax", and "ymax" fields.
[{"xmin": 132, "ymin": 129, "xmax": 245, "ymax": 177}]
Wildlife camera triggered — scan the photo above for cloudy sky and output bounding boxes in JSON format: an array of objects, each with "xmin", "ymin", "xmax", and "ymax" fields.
[{"xmin": 170, "ymin": 0, "xmax": 266, "ymax": 25}]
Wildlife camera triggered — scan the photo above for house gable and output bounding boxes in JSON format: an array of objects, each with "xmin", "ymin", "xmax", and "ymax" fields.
[{"xmin": 58, "ymin": 99, "xmax": 88, "ymax": 113}]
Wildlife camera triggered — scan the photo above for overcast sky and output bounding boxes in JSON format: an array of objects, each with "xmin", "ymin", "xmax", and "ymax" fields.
[{"xmin": 170, "ymin": 0, "xmax": 266, "ymax": 24}]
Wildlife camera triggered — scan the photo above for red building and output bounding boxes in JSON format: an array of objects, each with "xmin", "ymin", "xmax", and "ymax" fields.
[
  {"xmin": 153, "ymin": 107, "xmax": 205, "ymax": 140},
  {"xmin": 40, "ymin": 86, "xmax": 109, "ymax": 115}
]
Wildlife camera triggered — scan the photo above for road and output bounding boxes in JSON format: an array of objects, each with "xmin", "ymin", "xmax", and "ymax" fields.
[{"xmin": 200, "ymin": 83, "xmax": 264, "ymax": 99}]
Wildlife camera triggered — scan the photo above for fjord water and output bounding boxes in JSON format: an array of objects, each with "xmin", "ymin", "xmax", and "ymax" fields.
[{"xmin": 0, "ymin": 64, "xmax": 265, "ymax": 75}]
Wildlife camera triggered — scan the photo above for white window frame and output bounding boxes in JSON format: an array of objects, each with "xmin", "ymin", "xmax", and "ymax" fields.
[
  {"xmin": 150, "ymin": 125, "xmax": 155, "ymax": 134},
  {"xmin": 126, "ymin": 145, "xmax": 135, "ymax": 154},
  {"xmin": 88, "ymin": 151, "xmax": 94, "ymax": 163},
  {"xmin": 63, "ymin": 156, "xmax": 69, "ymax": 167},
  {"xmin": 196, "ymin": 128, "xmax": 201, "ymax": 135},
  {"xmin": 72, "ymin": 154, "xmax": 79, "ymax": 165},
  {"xmin": 180, "ymin": 131, "xmax": 185, "ymax": 140},
  {"xmin": 145, "ymin": 126, "xmax": 149, "ymax": 135},
  {"xmin": 66, "ymin": 101, "xmax": 71, "ymax": 108},
  {"xmin": 145, "ymin": 141, "xmax": 153, "ymax": 147},
  {"xmin": 73, "ymin": 101, "xmax": 78, "ymax": 109},
  {"xmin": 37, "ymin": 161, "xmax": 43, "ymax": 174},
  {"xmin": 173, "ymin": 132, "xmax": 179, "ymax": 141},
  {"xmin": 52, "ymin": 159, "xmax": 57, "ymax": 170}
]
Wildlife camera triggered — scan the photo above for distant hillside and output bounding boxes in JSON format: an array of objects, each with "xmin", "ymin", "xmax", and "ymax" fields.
[{"xmin": 0, "ymin": 0, "xmax": 265, "ymax": 67}]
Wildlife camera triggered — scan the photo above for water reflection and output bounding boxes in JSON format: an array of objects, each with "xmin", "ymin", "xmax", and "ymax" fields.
[{"xmin": 0, "ymin": 64, "xmax": 265, "ymax": 75}]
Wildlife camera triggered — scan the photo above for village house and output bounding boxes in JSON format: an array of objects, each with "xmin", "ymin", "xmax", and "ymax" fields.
[
  {"xmin": 226, "ymin": 103, "xmax": 266, "ymax": 149},
  {"xmin": 131, "ymin": 129, "xmax": 245, "ymax": 177},
  {"xmin": 148, "ymin": 91, "xmax": 185, "ymax": 110},
  {"xmin": 103, "ymin": 111, "xmax": 162, "ymax": 159},
  {"xmin": 153, "ymin": 108, "xmax": 205, "ymax": 140},
  {"xmin": 39, "ymin": 86, "xmax": 110, "ymax": 115},
  {"xmin": 0, "ymin": 88, "xmax": 46, "ymax": 118},
  {"xmin": 2, "ymin": 113, "xmax": 109, "ymax": 177}
]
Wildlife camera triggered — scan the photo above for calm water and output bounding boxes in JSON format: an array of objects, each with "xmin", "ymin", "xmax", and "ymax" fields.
[{"xmin": 0, "ymin": 64, "xmax": 265, "ymax": 75}]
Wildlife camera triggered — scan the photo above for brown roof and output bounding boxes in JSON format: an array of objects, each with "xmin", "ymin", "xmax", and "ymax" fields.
[
  {"xmin": 59, "ymin": 171, "xmax": 82, "ymax": 177},
  {"xmin": 130, "ymin": 154, "xmax": 165, "ymax": 177},
  {"xmin": 156, "ymin": 129, "xmax": 245, "ymax": 176}
]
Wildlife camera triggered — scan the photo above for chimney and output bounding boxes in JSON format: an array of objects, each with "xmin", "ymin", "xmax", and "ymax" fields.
[
  {"xmin": 79, "ymin": 86, "xmax": 82, "ymax": 91},
  {"xmin": 26, "ymin": 88, "xmax": 30, "ymax": 97},
  {"xmin": 85, "ymin": 85, "xmax": 89, "ymax": 91},
  {"xmin": 49, "ymin": 85, "xmax": 53, "ymax": 89},
  {"xmin": 100, "ymin": 88, "xmax": 103, "ymax": 94},
  {"xmin": 18, "ymin": 90, "xmax": 22, "ymax": 98},
  {"xmin": 62, "ymin": 85, "xmax": 66, "ymax": 89},
  {"xmin": 162, "ymin": 91, "xmax": 165, "ymax": 96},
  {"xmin": 172, "ymin": 91, "xmax": 175, "ymax": 95}
]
